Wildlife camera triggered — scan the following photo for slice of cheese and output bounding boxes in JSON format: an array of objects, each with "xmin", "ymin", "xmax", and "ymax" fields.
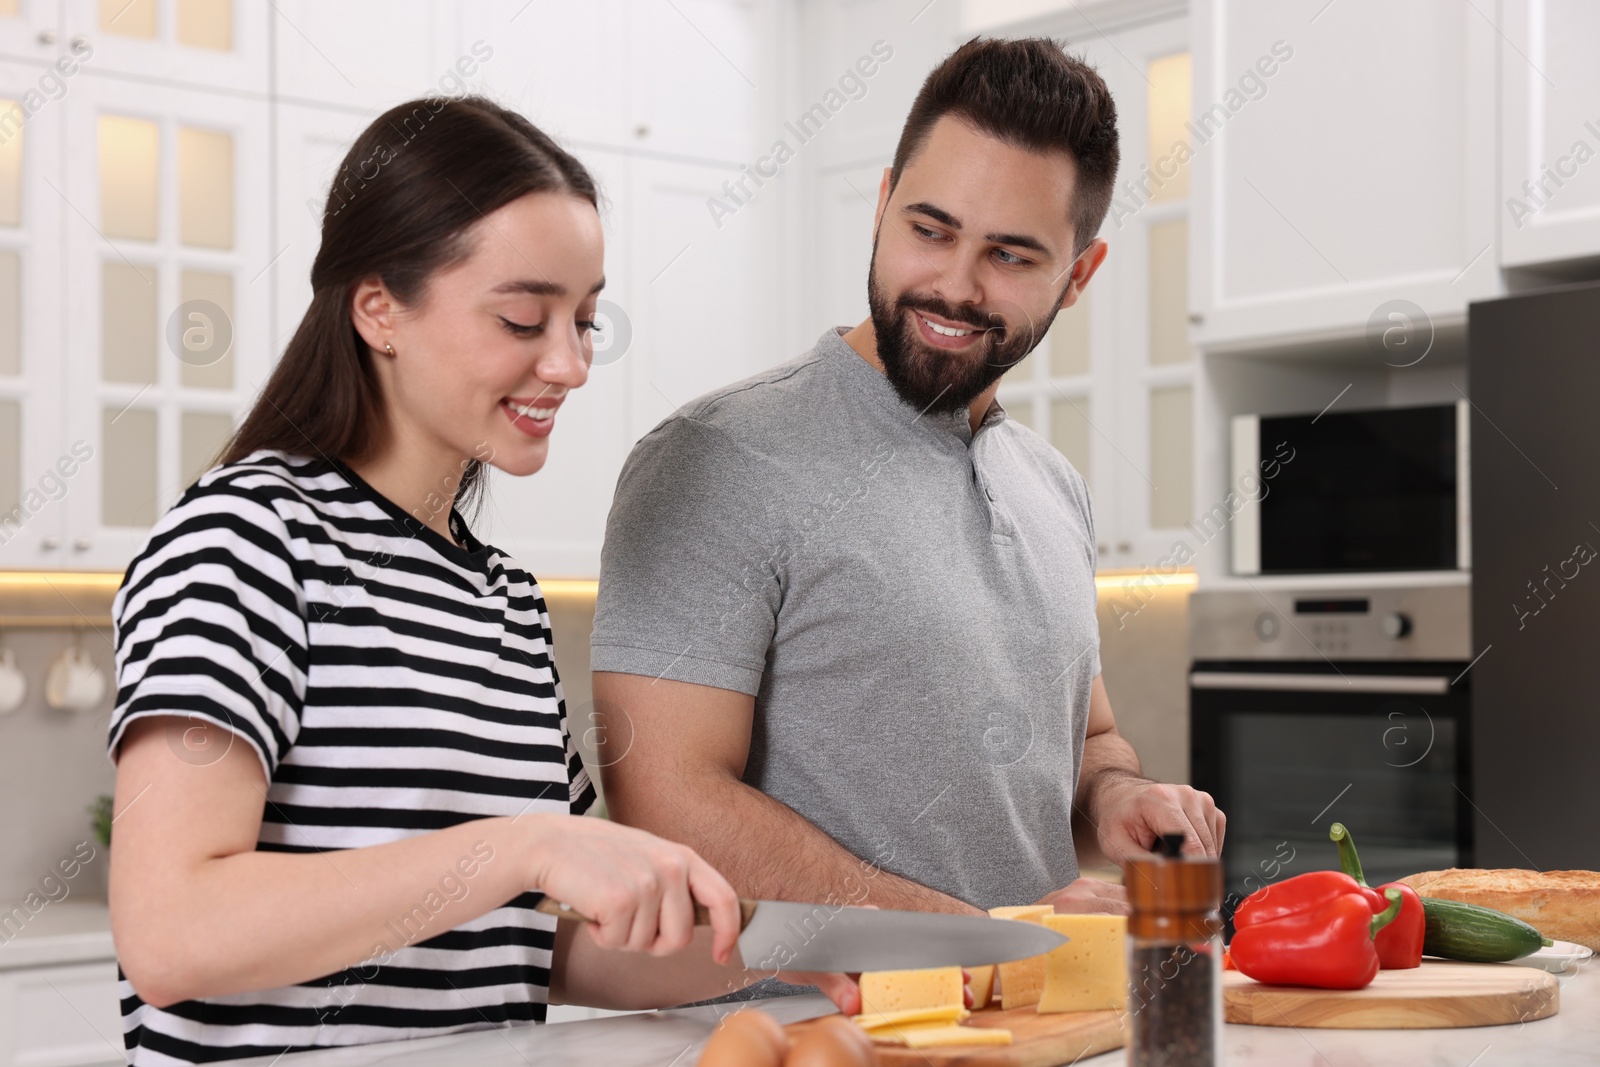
[
  {"xmin": 858, "ymin": 966, "xmax": 964, "ymax": 1016},
  {"xmin": 1036, "ymin": 914, "xmax": 1129, "ymax": 1013},
  {"xmin": 967, "ymin": 963, "xmax": 996, "ymax": 1009},
  {"xmin": 871, "ymin": 1024, "xmax": 1014, "ymax": 1049},
  {"xmin": 853, "ymin": 1005, "xmax": 970, "ymax": 1031},
  {"xmin": 989, "ymin": 904, "xmax": 1054, "ymax": 1009}
]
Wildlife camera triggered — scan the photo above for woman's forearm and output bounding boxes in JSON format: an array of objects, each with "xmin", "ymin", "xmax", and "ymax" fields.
[
  {"xmin": 551, "ymin": 922, "xmax": 757, "ymax": 1009},
  {"xmin": 113, "ymin": 810, "xmax": 543, "ymax": 1009}
]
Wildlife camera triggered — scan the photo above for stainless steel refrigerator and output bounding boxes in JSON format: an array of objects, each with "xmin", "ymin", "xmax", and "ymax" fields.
[{"xmin": 1467, "ymin": 279, "xmax": 1600, "ymax": 871}]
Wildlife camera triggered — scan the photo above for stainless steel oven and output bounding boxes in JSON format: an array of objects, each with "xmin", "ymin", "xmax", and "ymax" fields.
[{"xmin": 1188, "ymin": 584, "xmax": 1473, "ymax": 922}]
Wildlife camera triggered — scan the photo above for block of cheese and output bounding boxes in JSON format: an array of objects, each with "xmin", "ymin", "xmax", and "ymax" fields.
[
  {"xmin": 858, "ymin": 966, "xmax": 964, "ymax": 1016},
  {"xmin": 1036, "ymin": 914, "xmax": 1128, "ymax": 1013},
  {"xmin": 989, "ymin": 905, "xmax": 1054, "ymax": 1009},
  {"xmin": 871, "ymin": 1024, "xmax": 1014, "ymax": 1048},
  {"xmin": 967, "ymin": 963, "xmax": 996, "ymax": 1009},
  {"xmin": 853, "ymin": 1005, "xmax": 969, "ymax": 1032}
]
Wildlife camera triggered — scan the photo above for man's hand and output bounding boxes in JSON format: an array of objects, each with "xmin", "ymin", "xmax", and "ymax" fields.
[
  {"xmin": 1035, "ymin": 876, "xmax": 1129, "ymax": 915},
  {"xmin": 1092, "ymin": 773, "xmax": 1225, "ymax": 864}
]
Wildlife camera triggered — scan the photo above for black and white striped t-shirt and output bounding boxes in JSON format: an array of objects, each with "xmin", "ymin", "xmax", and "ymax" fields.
[{"xmin": 107, "ymin": 451, "xmax": 595, "ymax": 1065}]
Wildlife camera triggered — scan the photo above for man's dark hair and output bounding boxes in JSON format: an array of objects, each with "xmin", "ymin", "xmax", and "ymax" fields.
[{"xmin": 889, "ymin": 37, "xmax": 1120, "ymax": 256}]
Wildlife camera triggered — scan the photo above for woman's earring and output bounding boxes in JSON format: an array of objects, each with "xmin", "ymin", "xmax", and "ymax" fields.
[{"xmin": 384, "ymin": 342, "xmax": 395, "ymax": 356}]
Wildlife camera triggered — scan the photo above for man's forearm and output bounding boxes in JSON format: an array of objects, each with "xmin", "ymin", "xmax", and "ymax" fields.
[
  {"xmin": 618, "ymin": 770, "xmax": 981, "ymax": 916},
  {"xmin": 1071, "ymin": 729, "xmax": 1146, "ymax": 867}
]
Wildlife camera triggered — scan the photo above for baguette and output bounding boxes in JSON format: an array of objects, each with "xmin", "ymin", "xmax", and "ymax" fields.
[{"xmin": 1400, "ymin": 868, "xmax": 1600, "ymax": 952}]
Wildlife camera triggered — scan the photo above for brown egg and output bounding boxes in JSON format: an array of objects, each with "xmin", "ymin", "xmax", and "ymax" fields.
[
  {"xmin": 698, "ymin": 1009, "xmax": 787, "ymax": 1067},
  {"xmin": 810, "ymin": 1015, "xmax": 877, "ymax": 1066},
  {"xmin": 785, "ymin": 1016, "xmax": 877, "ymax": 1067}
]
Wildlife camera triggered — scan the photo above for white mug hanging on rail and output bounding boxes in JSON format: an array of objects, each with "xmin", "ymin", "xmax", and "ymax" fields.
[
  {"xmin": 0, "ymin": 649, "xmax": 25, "ymax": 715},
  {"xmin": 45, "ymin": 647, "xmax": 106, "ymax": 712}
]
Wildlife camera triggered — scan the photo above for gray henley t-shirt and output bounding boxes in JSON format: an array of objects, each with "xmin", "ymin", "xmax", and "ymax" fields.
[{"xmin": 591, "ymin": 326, "xmax": 1102, "ymax": 909}]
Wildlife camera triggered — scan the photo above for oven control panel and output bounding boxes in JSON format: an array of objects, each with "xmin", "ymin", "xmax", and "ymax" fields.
[{"xmin": 1191, "ymin": 585, "xmax": 1469, "ymax": 661}]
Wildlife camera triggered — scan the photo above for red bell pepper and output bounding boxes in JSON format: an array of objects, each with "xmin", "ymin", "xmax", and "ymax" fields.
[
  {"xmin": 1230, "ymin": 873, "xmax": 1402, "ymax": 990},
  {"xmin": 1329, "ymin": 822, "xmax": 1426, "ymax": 970}
]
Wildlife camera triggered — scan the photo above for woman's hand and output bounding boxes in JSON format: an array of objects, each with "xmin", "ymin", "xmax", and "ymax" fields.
[{"xmin": 523, "ymin": 814, "xmax": 743, "ymax": 964}]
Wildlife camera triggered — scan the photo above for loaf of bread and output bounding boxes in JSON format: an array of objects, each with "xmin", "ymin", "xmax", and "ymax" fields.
[{"xmin": 1400, "ymin": 868, "xmax": 1600, "ymax": 952}]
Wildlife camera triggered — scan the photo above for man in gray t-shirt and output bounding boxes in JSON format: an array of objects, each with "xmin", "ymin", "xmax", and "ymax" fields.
[{"xmin": 592, "ymin": 39, "xmax": 1224, "ymax": 934}]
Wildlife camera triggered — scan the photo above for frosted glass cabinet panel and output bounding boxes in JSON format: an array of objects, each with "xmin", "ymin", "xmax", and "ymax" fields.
[
  {"xmin": 0, "ymin": 398, "xmax": 18, "ymax": 516},
  {"xmin": 101, "ymin": 405, "xmax": 158, "ymax": 527},
  {"xmin": 178, "ymin": 125, "xmax": 232, "ymax": 248},
  {"xmin": 1147, "ymin": 52, "xmax": 1192, "ymax": 204},
  {"xmin": 1049, "ymin": 396, "xmax": 1092, "ymax": 493},
  {"xmin": 101, "ymin": 262, "xmax": 158, "ymax": 383},
  {"xmin": 1148, "ymin": 219, "xmax": 1190, "ymax": 366},
  {"xmin": 99, "ymin": 115, "xmax": 160, "ymax": 241},
  {"xmin": 178, "ymin": 269, "xmax": 233, "ymax": 389},
  {"xmin": 0, "ymin": 99, "xmax": 19, "ymax": 227},
  {"xmin": 1048, "ymin": 300, "xmax": 1089, "ymax": 378},
  {"xmin": 99, "ymin": 0, "xmax": 157, "ymax": 37},
  {"xmin": 177, "ymin": 0, "xmax": 231, "ymax": 50},
  {"xmin": 180, "ymin": 409, "xmax": 232, "ymax": 486},
  {"xmin": 1149, "ymin": 385, "xmax": 1193, "ymax": 529}
]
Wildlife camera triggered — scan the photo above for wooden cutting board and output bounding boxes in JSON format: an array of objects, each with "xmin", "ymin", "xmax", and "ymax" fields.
[
  {"xmin": 1224, "ymin": 960, "xmax": 1560, "ymax": 1028},
  {"xmin": 785, "ymin": 1006, "xmax": 1125, "ymax": 1066}
]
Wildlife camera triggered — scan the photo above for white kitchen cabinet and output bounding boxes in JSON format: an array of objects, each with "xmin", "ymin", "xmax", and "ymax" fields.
[
  {"xmin": 61, "ymin": 0, "xmax": 268, "ymax": 94},
  {"xmin": 461, "ymin": 0, "xmax": 782, "ymax": 163},
  {"xmin": 1498, "ymin": 0, "xmax": 1600, "ymax": 268},
  {"xmin": 1189, "ymin": 0, "xmax": 1500, "ymax": 348},
  {"xmin": 269, "ymin": 0, "xmax": 457, "ymax": 113},
  {"xmin": 59, "ymin": 74, "xmax": 271, "ymax": 571},
  {"xmin": 0, "ymin": 960, "xmax": 123, "ymax": 1067},
  {"xmin": 0, "ymin": 56, "xmax": 67, "ymax": 570},
  {"xmin": 995, "ymin": 13, "xmax": 1197, "ymax": 572},
  {"xmin": 0, "ymin": 0, "xmax": 56, "ymax": 57}
]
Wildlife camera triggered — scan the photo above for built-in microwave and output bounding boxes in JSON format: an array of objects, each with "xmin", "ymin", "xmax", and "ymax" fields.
[{"xmin": 1231, "ymin": 401, "xmax": 1470, "ymax": 576}]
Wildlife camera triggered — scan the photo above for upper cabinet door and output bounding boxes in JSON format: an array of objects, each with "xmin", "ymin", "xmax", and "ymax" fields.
[
  {"xmin": 0, "ymin": 58, "xmax": 67, "ymax": 570},
  {"xmin": 1189, "ymin": 0, "xmax": 1500, "ymax": 348},
  {"xmin": 1499, "ymin": 0, "xmax": 1600, "ymax": 268},
  {"xmin": 268, "ymin": 0, "xmax": 459, "ymax": 112},
  {"xmin": 626, "ymin": 0, "xmax": 779, "ymax": 162},
  {"xmin": 458, "ymin": 1, "xmax": 636, "ymax": 152},
  {"xmin": 60, "ymin": 75, "xmax": 270, "ymax": 571},
  {"xmin": 62, "ymin": 0, "xmax": 268, "ymax": 93},
  {"xmin": 0, "ymin": 0, "xmax": 58, "ymax": 55}
]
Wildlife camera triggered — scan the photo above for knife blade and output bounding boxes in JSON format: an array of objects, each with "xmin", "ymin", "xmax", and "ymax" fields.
[{"xmin": 535, "ymin": 897, "xmax": 1068, "ymax": 972}]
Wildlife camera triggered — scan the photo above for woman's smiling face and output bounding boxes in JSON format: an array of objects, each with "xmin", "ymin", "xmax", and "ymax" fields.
[{"xmin": 362, "ymin": 189, "xmax": 607, "ymax": 479}]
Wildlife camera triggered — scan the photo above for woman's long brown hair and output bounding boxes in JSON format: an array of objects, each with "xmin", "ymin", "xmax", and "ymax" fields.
[{"xmin": 221, "ymin": 94, "xmax": 599, "ymax": 513}]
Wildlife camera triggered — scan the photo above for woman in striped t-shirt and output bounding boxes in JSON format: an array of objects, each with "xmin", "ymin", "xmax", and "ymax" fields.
[{"xmin": 105, "ymin": 96, "xmax": 855, "ymax": 1065}]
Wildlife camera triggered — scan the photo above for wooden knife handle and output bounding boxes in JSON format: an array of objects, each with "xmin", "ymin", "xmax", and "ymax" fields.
[{"xmin": 536, "ymin": 896, "xmax": 759, "ymax": 931}]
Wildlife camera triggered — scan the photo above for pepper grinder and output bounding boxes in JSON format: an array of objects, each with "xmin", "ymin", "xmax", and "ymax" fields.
[{"xmin": 1124, "ymin": 833, "xmax": 1224, "ymax": 1067}]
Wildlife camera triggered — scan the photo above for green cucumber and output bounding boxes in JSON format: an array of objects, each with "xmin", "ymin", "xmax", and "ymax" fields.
[{"xmin": 1420, "ymin": 897, "xmax": 1553, "ymax": 962}]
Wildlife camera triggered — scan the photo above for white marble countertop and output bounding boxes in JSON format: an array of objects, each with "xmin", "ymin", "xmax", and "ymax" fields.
[
  {"xmin": 224, "ymin": 961, "xmax": 1597, "ymax": 1067},
  {"xmin": 0, "ymin": 900, "xmax": 115, "ymax": 971}
]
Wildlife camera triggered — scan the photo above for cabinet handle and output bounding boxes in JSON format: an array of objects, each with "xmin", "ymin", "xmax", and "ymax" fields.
[
  {"xmin": 1097, "ymin": 542, "xmax": 1109, "ymax": 555},
  {"xmin": 73, "ymin": 538, "xmax": 92, "ymax": 552},
  {"xmin": 1116, "ymin": 541, "xmax": 1132, "ymax": 553},
  {"xmin": 40, "ymin": 536, "xmax": 60, "ymax": 551},
  {"xmin": 71, "ymin": 35, "xmax": 88, "ymax": 51},
  {"xmin": 1187, "ymin": 312, "xmax": 1204, "ymax": 325},
  {"xmin": 634, "ymin": 124, "xmax": 651, "ymax": 139},
  {"xmin": 37, "ymin": 29, "xmax": 56, "ymax": 45}
]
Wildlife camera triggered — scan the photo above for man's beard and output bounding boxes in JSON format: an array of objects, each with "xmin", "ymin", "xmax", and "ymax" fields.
[{"xmin": 866, "ymin": 241, "xmax": 1065, "ymax": 417}]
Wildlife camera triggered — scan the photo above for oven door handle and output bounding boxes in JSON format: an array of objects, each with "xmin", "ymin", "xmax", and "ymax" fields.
[{"xmin": 1188, "ymin": 671, "xmax": 1452, "ymax": 695}]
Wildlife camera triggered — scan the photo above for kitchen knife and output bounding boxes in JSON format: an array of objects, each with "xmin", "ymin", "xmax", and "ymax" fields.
[{"xmin": 535, "ymin": 897, "xmax": 1068, "ymax": 972}]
